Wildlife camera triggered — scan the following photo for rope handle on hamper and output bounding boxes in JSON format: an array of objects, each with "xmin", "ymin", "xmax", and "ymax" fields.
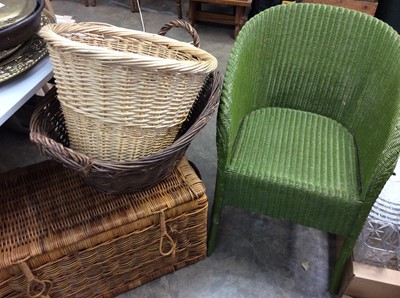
[
  {"xmin": 158, "ymin": 20, "xmax": 200, "ymax": 48},
  {"xmin": 157, "ymin": 209, "xmax": 176, "ymax": 257},
  {"xmin": 17, "ymin": 262, "xmax": 53, "ymax": 298}
]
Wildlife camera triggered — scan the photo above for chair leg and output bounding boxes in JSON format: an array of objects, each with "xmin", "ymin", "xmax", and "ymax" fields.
[
  {"xmin": 329, "ymin": 234, "xmax": 359, "ymax": 294},
  {"xmin": 130, "ymin": 0, "xmax": 139, "ymax": 12},
  {"xmin": 207, "ymin": 173, "xmax": 225, "ymax": 256},
  {"xmin": 176, "ymin": 0, "xmax": 183, "ymax": 19},
  {"xmin": 188, "ymin": 1, "xmax": 200, "ymax": 27},
  {"xmin": 234, "ymin": 6, "xmax": 246, "ymax": 39}
]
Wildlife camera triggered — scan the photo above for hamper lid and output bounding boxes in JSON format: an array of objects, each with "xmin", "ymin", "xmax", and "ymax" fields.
[{"xmin": 0, "ymin": 158, "xmax": 205, "ymax": 269}]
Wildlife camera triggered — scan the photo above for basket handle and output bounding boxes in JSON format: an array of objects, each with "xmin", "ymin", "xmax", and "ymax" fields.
[{"xmin": 158, "ymin": 20, "xmax": 200, "ymax": 48}]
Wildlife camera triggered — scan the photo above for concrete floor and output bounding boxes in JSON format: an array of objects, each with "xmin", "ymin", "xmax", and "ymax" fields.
[{"xmin": 3, "ymin": 1, "xmax": 397, "ymax": 297}]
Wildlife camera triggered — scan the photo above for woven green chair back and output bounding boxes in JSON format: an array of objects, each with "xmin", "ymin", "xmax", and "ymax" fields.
[{"xmin": 219, "ymin": 4, "xmax": 400, "ymax": 201}]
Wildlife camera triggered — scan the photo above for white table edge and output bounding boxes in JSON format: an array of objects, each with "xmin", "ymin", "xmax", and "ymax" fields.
[{"xmin": 0, "ymin": 56, "xmax": 53, "ymax": 126}]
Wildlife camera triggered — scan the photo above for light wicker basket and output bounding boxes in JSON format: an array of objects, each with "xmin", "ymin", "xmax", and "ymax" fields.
[
  {"xmin": 30, "ymin": 73, "xmax": 221, "ymax": 194},
  {"xmin": 38, "ymin": 21, "xmax": 218, "ymax": 161}
]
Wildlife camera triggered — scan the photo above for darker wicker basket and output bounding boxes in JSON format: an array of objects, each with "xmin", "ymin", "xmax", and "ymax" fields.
[{"xmin": 30, "ymin": 72, "xmax": 220, "ymax": 194}]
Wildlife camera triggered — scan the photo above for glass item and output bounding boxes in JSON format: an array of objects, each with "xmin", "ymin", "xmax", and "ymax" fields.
[
  {"xmin": 354, "ymin": 219, "xmax": 399, "ymax": 268},
  {"xmin": 370, "ymin": 172, "xmax": 400, "ymax": 229},
  {"xmin": 0, "ymin": 0, "xmax": 37, "ymax": 30},
  {"xmin": 354, "ymin": 162, "xmax": 400, "ymax": 270}
]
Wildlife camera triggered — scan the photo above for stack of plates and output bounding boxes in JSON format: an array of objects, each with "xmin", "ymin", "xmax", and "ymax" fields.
[
  {"xmin": 0, "ymin": 0, "xmax": 38, "ymax": 29},
  {"xmin": 0, "ymin": 0, "xmax": 55, "ymax": 83}
]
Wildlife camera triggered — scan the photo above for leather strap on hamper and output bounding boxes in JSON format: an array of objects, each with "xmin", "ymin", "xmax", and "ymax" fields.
[
  {"xmin": 156, "ymin": 209, "xmax": 176, "ymax": 257},
  {"xmin": 16, "ymin": 262, "xmax": 53, "ymax": 298}
]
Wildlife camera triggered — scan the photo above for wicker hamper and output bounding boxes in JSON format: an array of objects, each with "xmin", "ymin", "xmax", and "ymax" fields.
[
  {"xmin": 38, "ymin": 21, "xmax": 218, "ymax": 162},
  {"xmin": 0, "ymin": 158, "xmax": 207, "ymax": 297}
]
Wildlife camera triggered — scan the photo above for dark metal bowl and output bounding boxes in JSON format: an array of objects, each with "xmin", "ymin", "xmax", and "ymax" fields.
[{"xmin": 0, "ymin": 0, "xmax": 45, "ymax": 51}]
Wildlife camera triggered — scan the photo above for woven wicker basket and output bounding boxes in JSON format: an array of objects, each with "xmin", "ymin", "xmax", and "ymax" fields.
[
  {"xmin": 38, "ymin": 21, "xmax": 218, "ymax": 161},
  {"xmin": 0, "ymin": 158, "xmax": 207, "ymax": 297},
  {"xmin": 30, "ymin": 73, "xmax": 220, "ymax": 193}
]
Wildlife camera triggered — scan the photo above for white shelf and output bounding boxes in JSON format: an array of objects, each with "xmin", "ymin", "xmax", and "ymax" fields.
[{"xmin": 0, "ymin": 57, "xmax": 53, "ymax": 126}]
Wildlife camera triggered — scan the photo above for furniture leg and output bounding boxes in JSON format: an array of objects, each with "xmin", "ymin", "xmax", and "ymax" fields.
[
  {"xmin": 207, "ymin": 174, "xmax": 225, "ymax": 256},
  {"xmin": 330, "ymin": 234, "xmax": 359, "ymax": 293},
  {"xmin": 189, "ymin": 1, "xmax": 200, "ymax": 26},
  {"xmin": 177, "ymin": 0, "xmax": 183, "ymax": 19},
  {"xmin": 130, "ymin": 0, "xmax": 139, "ymax": 12},
  {"xmin": 234, "ymin": 6, "xmax": 245, "ymax": 39},
  {"xmin": 44, "ymin": 0, "xmax": 55, "ymax": 17}
]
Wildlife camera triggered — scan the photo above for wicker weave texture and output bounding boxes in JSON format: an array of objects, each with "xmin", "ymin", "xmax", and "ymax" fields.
[
  {"xmin": 0, "ymin": 158, "xmax": 207, "ymax": 297},
  {"xmin": 209, "ymin": 3, "xmax": 400, "ymax": 293},
  {"xmin": 38, "ymin": 22, "xmax": 218, "ymax": 161},
  {"xmin": 225, "ymin": 107, "xmax": 363, "ymax": 235},
  {"xmin": 29, "ymin": 73, "xmax": 221, "ymax": 194}
]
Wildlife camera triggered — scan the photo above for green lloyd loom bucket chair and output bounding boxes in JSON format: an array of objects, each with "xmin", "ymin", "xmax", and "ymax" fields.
[{"xmin": 207, "ymin": 3, "xmax": 400, "ymax": 293}]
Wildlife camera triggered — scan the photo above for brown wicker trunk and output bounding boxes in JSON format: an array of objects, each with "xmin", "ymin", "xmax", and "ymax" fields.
[{"xmin": 0, "ymin": 158, "xmax": 207, "ymax": 297}]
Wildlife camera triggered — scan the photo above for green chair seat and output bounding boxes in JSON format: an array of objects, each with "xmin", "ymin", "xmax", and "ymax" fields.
[{"xmin": 225, "ymin": 107, "xmax": 362, "ymax": 235}]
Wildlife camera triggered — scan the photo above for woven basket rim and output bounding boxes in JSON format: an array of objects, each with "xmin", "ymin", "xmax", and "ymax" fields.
[
  {"xmin": 29, "ymin": 72, "xmax": 221, "ymax": 171},
  {"xmin": 39, "ymin": 22, "xmax": 218, "ymax": 74}
]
